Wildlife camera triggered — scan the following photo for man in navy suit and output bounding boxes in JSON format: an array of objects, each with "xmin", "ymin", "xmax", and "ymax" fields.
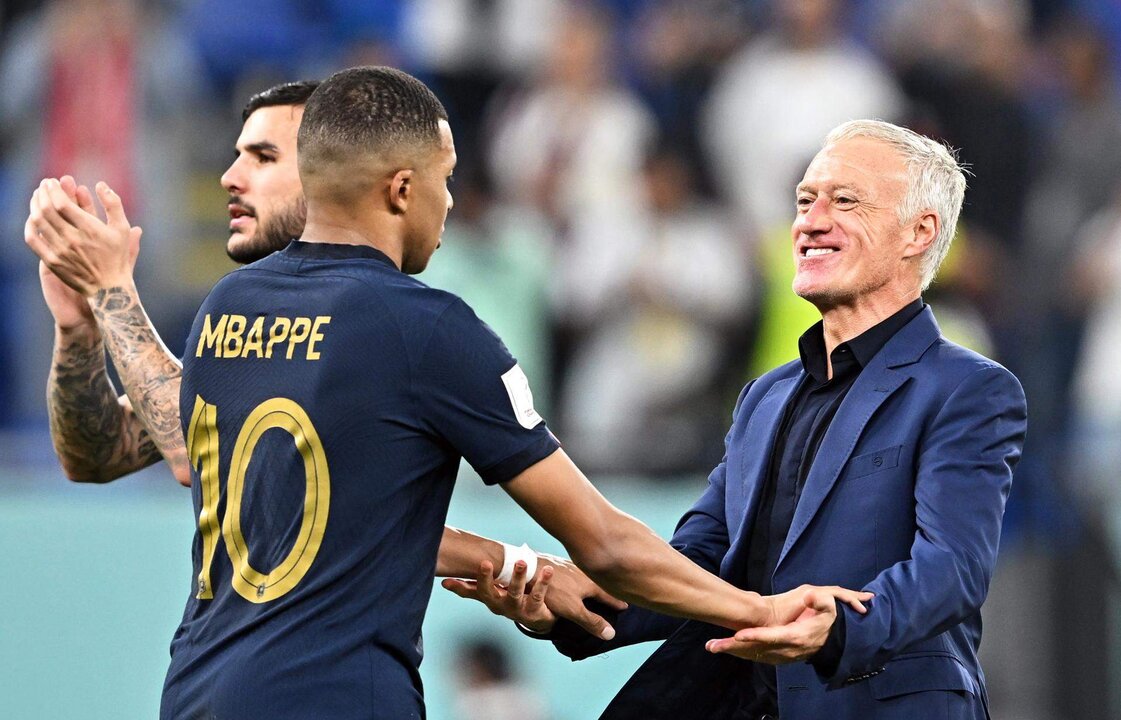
[{"xmin": 449, "ymin": 119, "xmax": 1027, "ymax": 719}]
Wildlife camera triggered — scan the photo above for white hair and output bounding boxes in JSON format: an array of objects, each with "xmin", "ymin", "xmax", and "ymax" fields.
[{"xmin": 823, "ymin": 119, "xmax": 967, "ymax": 290}]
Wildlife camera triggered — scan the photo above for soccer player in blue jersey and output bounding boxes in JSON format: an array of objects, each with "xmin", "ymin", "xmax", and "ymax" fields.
[
  {"xmin": 28, "ymin": 67, "xmax": 870, "ymax": 719},
  {"xmin": 28, "ymin": 78, "xmax": 624, "ymax": 636}
]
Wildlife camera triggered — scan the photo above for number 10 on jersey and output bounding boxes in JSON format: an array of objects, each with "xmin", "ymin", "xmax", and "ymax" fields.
[{"xmin": 186, "ymin": 395, "xmax": 331, "ymax": 604}]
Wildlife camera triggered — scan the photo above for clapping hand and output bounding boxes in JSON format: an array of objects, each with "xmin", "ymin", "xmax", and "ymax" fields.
[{"xmin": 25, "ymin": 177, "xmax": 142, "ymax": 298}]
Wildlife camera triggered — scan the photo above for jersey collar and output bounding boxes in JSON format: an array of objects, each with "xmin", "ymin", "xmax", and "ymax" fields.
[{"xmin": 283, "ymin": 240, "xmax": 398, "ymax": 269}]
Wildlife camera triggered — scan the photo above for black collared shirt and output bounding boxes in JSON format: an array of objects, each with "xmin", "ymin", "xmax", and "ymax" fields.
[{"xmin": 738, "ymin": 299, "xmax": 924, "ymax": 715}]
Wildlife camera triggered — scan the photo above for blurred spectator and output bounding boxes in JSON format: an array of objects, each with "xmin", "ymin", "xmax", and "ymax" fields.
[
  {"xmin": 628, "ymin": 0, "xmax": 749, "ymax": 196},
  {"xmin": 405, "ymin": 0, "xmax": 559, "ymax": 79},
  {"xmin": 883, "ymin": 0, "xmax": 1035, "ymax": 332},
  {"xmin": 0, "ymin": 0, "xmax": 205, "ymax": 425},
  {"xmin": 1018, "ymin": 15, "xmax": 1121, "ymax": 428},
  {"xmin": 1050, "ymin": 194, "xmax": 1121, "ymax": 720},
  {"xmin": 555, "ymin": 146, "xmax": 756, "ymax": 476},
  {"xmin": 486, "ymin": 1, "xmax": 656, "ymax": 224},
  {"xmin": 702, "ymin": 0, "xmax": 902, "ymax": 233},
  {"xmin": 484, "ymin": 1, "xmax": 656, "ymax": 400},
  {"xmin": 1069, "ymin": 196, "xmax": 1121, "ymax": 509},
  {"xmin": 452, "ymin": 639, "xmax": 548, "ymax": 720},
  {"xmin": 403, "ymin": 0, "xmax": 562, "ymax": 187}
]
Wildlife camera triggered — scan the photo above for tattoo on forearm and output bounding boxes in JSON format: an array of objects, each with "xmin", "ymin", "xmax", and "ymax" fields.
[
  {"xmin": 91, "ymin": 286, "xmax": 187, "ymax": 476},
  {"xmin": 48, "ymin": 330, "xmax": 161, "ymax": 480}
]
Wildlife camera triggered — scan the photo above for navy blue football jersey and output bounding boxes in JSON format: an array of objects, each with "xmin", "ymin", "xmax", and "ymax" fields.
[{"xmin": 161, "ymin": 241, "xmax": 559, "ymax": 720}]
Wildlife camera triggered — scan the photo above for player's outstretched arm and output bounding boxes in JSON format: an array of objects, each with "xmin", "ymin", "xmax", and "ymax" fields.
[
  {"xmin": 437, "ymin": 526, "xmax": 626, "ymax": 640},
  {"xmin": 27, "ymin": 177, "xmax": 190, "ymax": 487},
  {"xmin": 502, "ymin": 449, "xmax": 871, "ymax": 632}
]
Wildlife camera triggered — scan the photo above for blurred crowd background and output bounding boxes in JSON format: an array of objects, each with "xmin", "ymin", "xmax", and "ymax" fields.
[{"xmin": 1, "ymin": 0, "xmax": 1121, "ymax": 718}]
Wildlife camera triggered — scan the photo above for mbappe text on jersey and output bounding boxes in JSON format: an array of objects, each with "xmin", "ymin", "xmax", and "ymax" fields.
[{"xmin": 195, "ymin": 313, "xmax": 331, "ymax": 360}]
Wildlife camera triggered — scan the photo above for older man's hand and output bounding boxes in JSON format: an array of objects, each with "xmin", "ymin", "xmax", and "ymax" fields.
[{"xmin": 706, "ymin": 586, "xmax": 871, "ymax": 665}]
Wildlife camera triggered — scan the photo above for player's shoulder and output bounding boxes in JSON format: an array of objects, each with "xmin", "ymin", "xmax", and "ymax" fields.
[{"xmin": 386, "ymin": 276, "xmax": 469, "ymax": 322}]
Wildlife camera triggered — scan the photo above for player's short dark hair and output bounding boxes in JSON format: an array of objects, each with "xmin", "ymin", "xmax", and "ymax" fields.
[
  {"xmin": 241, "ymin": 80, "xmax": 321, "ymax": 123},
  {"xmin": 297, "ymin": 66, "xmax": 448, "ymax": 174}
]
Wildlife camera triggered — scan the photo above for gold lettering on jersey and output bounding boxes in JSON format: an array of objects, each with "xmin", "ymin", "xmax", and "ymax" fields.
[
  {"xmin": 286, "ymin": 318, "xmax": 312, "ymax": 359},
  {"xmin": 196, "ymin": 314, "xmax": 228, "ymax": 357},
  {"xmin": 266, "ymin": 317, "xmax": 292, "ymax": 358},
  {"xmin": 242, "ymin": 317, "xmax": 265, "ymax": 358},
  {"xmin": 222, "ymin": 315, "xmax": 246, "ymax": 357},
  {"xmin": 307, "ymin": 317, "xmax": 331, "ymax": 360},
  {"xmin": 195, "ymin": 313, "xmax": 332, "ymax": 360}
]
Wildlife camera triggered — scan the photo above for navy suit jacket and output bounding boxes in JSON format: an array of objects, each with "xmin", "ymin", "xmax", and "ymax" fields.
[{"xmin": 552, "ymin": 307, "xmax": 1027, "ymax": 720}]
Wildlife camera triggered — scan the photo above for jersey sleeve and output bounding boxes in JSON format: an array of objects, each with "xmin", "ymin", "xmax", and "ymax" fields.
[{"xmin": 413, "ymin": 298, "xmax": 559, "ymax": 484}]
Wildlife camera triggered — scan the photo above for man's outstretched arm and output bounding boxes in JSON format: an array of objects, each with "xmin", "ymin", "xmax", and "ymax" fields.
[
  {"xmin": 502, "ymin": 449, "xmax": 871, "ymax": 632},
  {"xmin": 28, "ymin": 177, "xmax": 190, "ymax": 486}
]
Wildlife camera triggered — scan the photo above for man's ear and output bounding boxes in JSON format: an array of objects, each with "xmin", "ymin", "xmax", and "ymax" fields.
[
  {"xmin": 388, "ymin": 169, "xmax": 414, "ymax": 214},
  {"xmin": 903, "ymin": 210, "xmax": 938, "ymax": 259}
]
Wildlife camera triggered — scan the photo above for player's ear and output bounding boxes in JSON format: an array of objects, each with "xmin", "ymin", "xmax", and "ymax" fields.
[{"xmin": 388, "ymin": 169, "xmax": 413, "ymax": 215}]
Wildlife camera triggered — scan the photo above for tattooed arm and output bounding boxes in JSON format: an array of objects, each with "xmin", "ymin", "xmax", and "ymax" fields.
[
  {"xmin": 47, "ymin": 319, "xmax": 164, "ymax": 482},
  {"xmin": 28, "ymin": 177, "xmax": 190, "ymax": 486},
  {"xmin": 89, "ymin": 283, "xmax": 189, "ymax": 486}
]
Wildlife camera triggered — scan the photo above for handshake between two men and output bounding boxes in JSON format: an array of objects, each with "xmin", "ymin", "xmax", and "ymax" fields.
[{"xmin": 440, "ymin": 540, "xmax": 872, "ymax": 665}]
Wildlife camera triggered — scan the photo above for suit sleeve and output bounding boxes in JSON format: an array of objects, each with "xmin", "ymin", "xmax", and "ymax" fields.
[
  {"xmin": 825, "ymin": 365, "xmax": 1027, "ymax": 686},
  {"xmin": 546, "ymin": 382, "xmax": 754, "ymax": 660}
]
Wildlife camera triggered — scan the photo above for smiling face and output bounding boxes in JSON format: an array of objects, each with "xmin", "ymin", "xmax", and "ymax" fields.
[
  {"xmin": 400, "ymin": 119, "xmax": 457, "ymax": 275},
  {"xmin": 791, "ymin": 137, "xmax": 925, "ymax": 312},
  {"xmin": 220, "ymin": 105, "xmax": 307, "ymax": 263}
]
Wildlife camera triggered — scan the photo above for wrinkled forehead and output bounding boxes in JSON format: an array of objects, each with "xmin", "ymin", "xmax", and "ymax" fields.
[
  {"xmin": 799, "ymin": 137, "xmax": 908, "ymax": 195},
  {"xmin": 237, "ymin": 105, "xmax": 304, "ymax": 152}
]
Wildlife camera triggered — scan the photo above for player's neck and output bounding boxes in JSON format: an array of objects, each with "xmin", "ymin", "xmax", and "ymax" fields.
[{"xmin": 300, "ymin": 211, "xmax": 403, "ymax": 269}]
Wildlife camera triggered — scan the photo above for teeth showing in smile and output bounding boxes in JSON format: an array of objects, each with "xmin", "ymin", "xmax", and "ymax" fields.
[{"xmin": 805, "ymin": 248, "xmax": 836, "ymax": 257}]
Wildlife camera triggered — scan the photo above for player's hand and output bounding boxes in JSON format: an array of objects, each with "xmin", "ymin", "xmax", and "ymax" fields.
[
  {"xmin": 25, "ymin": 177, "xmax": 142, "ymax": 297},
  {"xmin": 443, "ymin": 560, "xmax": 558, "ymax": 633},
  {"xmin": 442, "ymin": 556, "xmax": 627, "ymax": 640},
  {"xmin": 764, "ymin": 584, "xmax": 873, "ymax": 626},
  {"xmin": 706, "ymin": 586, "xmax": 872, "ymax": 665},
  {"xmin": 36, "ymin": 177, "xmax": 98, "ymax": 330},
  {"xmin": 40, "ymin": 260, "xmax": 95, "ymax": 330}
]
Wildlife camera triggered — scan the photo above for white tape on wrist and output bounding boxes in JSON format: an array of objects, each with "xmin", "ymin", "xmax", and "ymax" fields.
[{"xmin": 496, "ymin": 542, "xmax": 538, "ymax": 587}]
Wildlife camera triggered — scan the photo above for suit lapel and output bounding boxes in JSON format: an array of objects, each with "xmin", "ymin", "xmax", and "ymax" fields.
[
  {"xmin": 776, "ymin": 361, "xmax": 908, "ymax": 570},
  {"xmin": 721, "ymin": 376, "xmax": 802, "ymax": 576},
  {"xmin": 775, "ymin": 307, "xmax": 942, "ymax": 571}
]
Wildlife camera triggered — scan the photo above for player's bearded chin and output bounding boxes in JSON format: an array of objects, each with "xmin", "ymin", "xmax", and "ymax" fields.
[{"xmin": 227, "ymin": 196, "xmax": 308, "ymax": 264}]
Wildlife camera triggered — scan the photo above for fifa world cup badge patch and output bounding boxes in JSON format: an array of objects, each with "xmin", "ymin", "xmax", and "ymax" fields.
[{"xmin": 501, "ymin": 364, "xmax": 544, "ymax": 429}]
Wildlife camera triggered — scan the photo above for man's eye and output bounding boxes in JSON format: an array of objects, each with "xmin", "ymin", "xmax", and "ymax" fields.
[{"xmin": 259, "ymin": 155, "xmax": 276, "ymax": 164}]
